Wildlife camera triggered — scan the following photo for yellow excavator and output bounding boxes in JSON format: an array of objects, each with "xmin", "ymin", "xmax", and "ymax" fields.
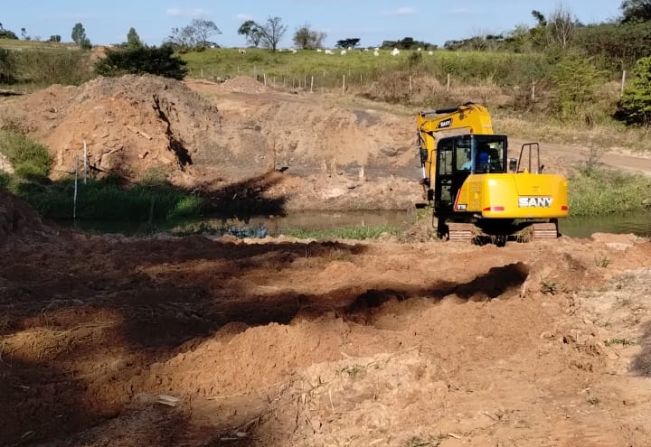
[{"xmin": 417, "ymin": 102, "xmax": 568, "ymax": 244}]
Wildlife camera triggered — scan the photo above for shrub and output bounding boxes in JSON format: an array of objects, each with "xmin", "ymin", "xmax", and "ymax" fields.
[
  {"xmin": 10, "ymin": 50, "xmax": 92, "ymax": 86},
  {"xmin": 569, "ymin": 167, "xmax": 651, "ymax": 216},
  {"xmin": 550, "ymin": 54, "xmax": 604, "ymax": 121},
  {"xmin": 95, "ymin": 45, "xmax": 188, "ymax": 80},
  {"xmin": 0, "ymin": 49, "xmax": 15, "ymax": 83},
  {"xmin": 0, "ymin": 128, "xmax": 52, "ymax": 180},
  {"xmin": 615, "ymin": 56, "xmax": 651, "ymax": 125}
]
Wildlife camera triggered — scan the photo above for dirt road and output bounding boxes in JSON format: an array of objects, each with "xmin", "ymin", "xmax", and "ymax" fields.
[
  {"xmin": 511, "ymin": 138, "xmax": 651, "ymax": 176},
  {"xmin": 1, "ymin": 196, "xmax": 651, "ymax": 446}
]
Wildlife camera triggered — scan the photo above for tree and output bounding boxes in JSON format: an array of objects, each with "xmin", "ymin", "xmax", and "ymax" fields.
[
  {"xmin": 20, "ymin": 27, "xmax": 29, "ymax": 40},
  {"xmin": 238, "ymin": 20, "xmax": 262, "ymax": 47},
  {"xmin": 622, "ymin": 0, "xmax": 651, "ymax": 22},
  {"xmin": 48, "ymin": 35, "xmax": 62, "ymax": 43},
  {"xmin": 335, "ymin": 38, "xmax": 360, "ymax": 49},
  {"xmin": 616, "ymin": 56, "xmax": 651, "ymax": 124},
  {"xmin": 95, "ymin": 44, "xmax": 187, "ymax": 80},
  {"xmin": 259, "ymin": 17, "xmax": 287, "ymax": 52},
  {"xmin": 547, "ymin": 6, "xmax": 576, "ymax": 50},
  {"xmin": 168, "ymin": 19, "xmax": 221, "ymax": 51},
  {"xmin": 531, "ymin": 10, "xmax": 547, "ymax": 27},
  {"xmin": 293, "ymin": 24, "xmax": 326, "ymax": 49},
  {"xmin": 71, "ymin": 23, "xmax": 91, "ymax": 49},
  {"xmin": 0, "ymin": 29, "xmax": 18, "ymax": 40},
  {"xmin": 126, "ymin": 27, "xmax": 143, "ymax": 49}
]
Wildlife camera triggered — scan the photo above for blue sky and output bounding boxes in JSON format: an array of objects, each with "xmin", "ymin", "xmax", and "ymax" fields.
[{"xmin": 2, "ymin": 1, "xmax": 621, "ymax": 47}]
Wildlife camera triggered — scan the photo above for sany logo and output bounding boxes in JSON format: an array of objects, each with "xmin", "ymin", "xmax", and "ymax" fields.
[
  {"xmin": 438, "ymin": 119, "xmax": 452, "ymax": 129},
  {"xmin": 519, "ymin": 196, "xmax": 552, "ymax": 208}
]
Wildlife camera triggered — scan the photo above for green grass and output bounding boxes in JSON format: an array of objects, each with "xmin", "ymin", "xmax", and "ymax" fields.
[
  {"xmin": 11, "ymin": 179, "xmax": 206, "ymax": 221},
  {"xmin": 0, "ymin": 127, "xmax": 52, "ymax": 179},
  {"xmin": 0, "ymin": 40, "xmax": 92, "ymax": 89},
  {"xmin": 282, "ymin": 224, "xmax": 399, "ymax": 240},
  {"xmin": 569, "ymin": 168, "xmax": 651, "ymax": 216},
  {"xmin": 181, "ymin": 48, "xmax": 549, "ymax": 89},
  {"xmin": 0, "ymin": 38, "xmax": 79, "ymax": 51}
]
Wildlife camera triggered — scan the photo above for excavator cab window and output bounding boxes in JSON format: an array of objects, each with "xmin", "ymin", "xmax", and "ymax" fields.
[{"xmin": 472, "ymin": 136, "xmax": 507, "ymax": 174}]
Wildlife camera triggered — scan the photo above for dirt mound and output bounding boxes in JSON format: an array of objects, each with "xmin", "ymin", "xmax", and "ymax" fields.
[
  {"xmin": 0, "ymin": 189, "xmax": 49, "ymax": 245},
  {"xmin": 2, "ymin": 75, "xmax": 225, "ymax": 181},
  {"xmin": 188, "ymin": 80, "xmax": 416, "ymax": 175},
  {"xmin": 2, "ymin": 232, "xmax": 651, "ymax": 446}
]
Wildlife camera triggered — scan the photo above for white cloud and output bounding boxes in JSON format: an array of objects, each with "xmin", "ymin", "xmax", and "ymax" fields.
[
  {"xmin": 166, "ymin": 8, "xmax": 209, "ymax": 18},
  {"xmin": 384, "ymin": 7, "xmax": 416, "ymax": 17},
  {"xmin": 235, "ymin": 13, "xmax": 254, "ymax": 21},
  {"xmin": 449, "ymin": 8, "xmax": 477, "ymax": 15}
]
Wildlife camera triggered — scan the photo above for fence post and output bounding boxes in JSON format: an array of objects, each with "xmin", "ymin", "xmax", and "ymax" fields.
[
  {"xmin": 263, "ymin": 73, "xmax": 267, "ymax": 86},
  {"xmin": 310, "ymin": 76, "xmax": 314, "ymax": 93},
  {"xmin": 73, "ymin": 155, "xmax": 78, "ymax": 221},
  {"xmin": 621, "ymin": 70, "xmax": 627, "ymax": 97},
  {"xmin": 446, "ymin": 73, "xmax": 451, "ymax": 90},
  {"xmin": 83, "ymin": 141, "xmax": 88, "ymax": 184},
  {"xmin": 342, "ymin": 75, "xmax": 346, "ymax": 93},
  {"xmin": 531, "ymin": 81, "xmax": 536, "ymax": 102},
  {"xmin": 409, "ymin": 75, "xmax": 413, "ymax": 94}
]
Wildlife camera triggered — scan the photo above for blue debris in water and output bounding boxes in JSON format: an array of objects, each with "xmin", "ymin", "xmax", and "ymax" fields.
[{"xmin": 225, "ymin": 225, "xmax": 269, "ymax": 239}]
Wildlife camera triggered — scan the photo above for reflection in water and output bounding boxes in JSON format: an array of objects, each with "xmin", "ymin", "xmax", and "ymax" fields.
[
  {"xmin": 62, "ymin": 210, "xmax": 651, "ymax": 239},
  {"xmin": 560, "ymin": 211, "xmax": 651, "ymax": 238}
]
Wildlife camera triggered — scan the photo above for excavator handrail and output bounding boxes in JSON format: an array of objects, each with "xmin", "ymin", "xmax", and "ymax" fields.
[{"xmin": 517, "ymin": 142, "xmax": 541, "ymax": 174}]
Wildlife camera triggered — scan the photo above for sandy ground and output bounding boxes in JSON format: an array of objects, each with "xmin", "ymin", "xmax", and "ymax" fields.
[{"xmin": 1, "ymin": 204, "xmax": 651, "ymax": 446}]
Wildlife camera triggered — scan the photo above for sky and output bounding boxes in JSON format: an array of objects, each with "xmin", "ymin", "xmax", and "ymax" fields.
[{"xmin": 1, "ymin": 1, "xmax": 622, "ymax": 48}]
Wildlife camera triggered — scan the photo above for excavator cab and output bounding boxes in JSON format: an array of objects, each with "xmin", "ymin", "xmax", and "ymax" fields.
[{"xmin": 434, "ymin": 134, "xmax": 507, "ymax": 214}]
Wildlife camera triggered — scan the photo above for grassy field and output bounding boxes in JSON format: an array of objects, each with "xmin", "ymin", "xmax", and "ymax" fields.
[
  {"xmin": 0, "ymin": 38, "xmax": 80, "ymax": 51},
  {"xmin": 182, "ymin": 48, "xmax": 550, "ymax": 90}
]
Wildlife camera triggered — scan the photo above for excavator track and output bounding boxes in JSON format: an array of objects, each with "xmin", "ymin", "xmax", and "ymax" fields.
[
  {"xmin": 531, "ymin": 222, "xmax": 559, "ymax": 240},
  {"xmin": 447, "ymin": 223, "xmax": 476, "ymax": 242}
]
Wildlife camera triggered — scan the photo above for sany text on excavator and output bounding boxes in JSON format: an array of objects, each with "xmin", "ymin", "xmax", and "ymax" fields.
[{"xmin": 417, "ymin": 102, "xmax": 569, "ymax": 244}]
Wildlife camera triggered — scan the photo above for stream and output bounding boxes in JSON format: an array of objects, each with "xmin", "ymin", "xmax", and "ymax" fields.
[{"xmin": 61, "ymin": 209, "xmax": 651, "ymax": 239}]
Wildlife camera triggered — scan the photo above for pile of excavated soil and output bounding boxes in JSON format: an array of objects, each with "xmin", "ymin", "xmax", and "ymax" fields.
[
  {"xmin": 2, "ymin": 75, "xmax": 226, "ymax": 181},
  {"xmin": 1, "ymin": 222, "xmax": 651, "ymax": 446},
  {"xmin": 187, "ymin": 79, "xmax": 416, "ymax": 176},
  {"xmin": 0, "ymin": 189, "xmax": 49, "ymax": 245}
]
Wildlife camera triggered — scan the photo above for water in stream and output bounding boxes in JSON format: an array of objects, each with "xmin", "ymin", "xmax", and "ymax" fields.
[{"xmin": 63, "ymin": 209, "xmax": 651, "ymax": 239}]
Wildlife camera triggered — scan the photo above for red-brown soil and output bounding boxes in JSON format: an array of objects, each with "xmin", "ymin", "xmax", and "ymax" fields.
[{"xmin": 1, "ymin": 200, "xmax": 650, "ymax": 446}]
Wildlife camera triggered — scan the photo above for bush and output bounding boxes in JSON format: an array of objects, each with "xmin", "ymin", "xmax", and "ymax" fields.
[
  {"xmin": 0, "ymin": 49, "xmax": 15, "ymax": 83},
  {"xmin": 574, "ymin": 22, "xmax": 651, "ymax": 69},
  {"xmin": 9, "ymin": 50, "xmax": 92, "ymax": 86},
  {"xmin": 615, "ymin": 56, "xmax": 651, "ymax": 125},
  {"xmin": 0, "ymin": 128, "xmax": 52, "ymax": 180},
  {"xmin": 569, "ymin": 167, "xmax": 651, "ymax": 216},
  {"xmin": 550, "ymin": 54, "xmax": 604, "ymax": 121},
  {"xmin": 95, "ymin": 45, "xmax": 188, "ymax": 80}
]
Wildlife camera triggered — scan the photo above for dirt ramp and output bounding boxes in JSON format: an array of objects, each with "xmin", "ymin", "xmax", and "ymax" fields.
[{"xmin": 4, "ymin": 75, "xmax": 227, "ymax": 181}]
